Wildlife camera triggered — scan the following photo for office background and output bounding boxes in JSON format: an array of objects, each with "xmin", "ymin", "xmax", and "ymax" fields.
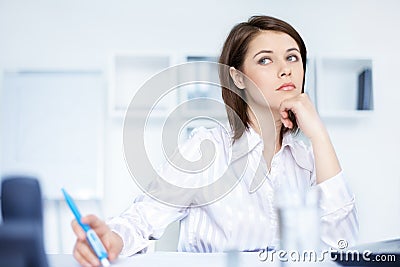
[{"xmin": 0, "ymin": 0, "xmax": 399, "ymax": 253}]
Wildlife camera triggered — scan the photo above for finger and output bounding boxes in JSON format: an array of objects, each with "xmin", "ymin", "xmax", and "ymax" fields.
[
  {"xmin": 80, "ymin": 214, "xmax": 99, "ymax": 225},
  {"xmin": 108, "ymin": 250, "xmax": 119, "ymax": 261},
  {"xmin": 105, "ymin": 239, "xmax": 121, "ymax": 261},
  {"xmin": 73, "ymin": 242, "xmax": 95, "ymax": 267},
  {"xmin": 81, "ymin": 215, "xmax": 109, "ymax": 235},
  {"xmin": 280, "ymin": 109, "xmax": 289, "ymax": 119},
  {"xmin": 73, "ymin": 248, "xmax": 94, "ymax": 267},
  {"xmin": 71, "ymin": 219, "xmax": 87, "ymax": 241},
  {"xmin": 74, "ymin": 239, "xmax": 101, "ymax": 267},
  {"xmin": 279, "ymin": 100, "xmax": 296, "ymax": 116},
  {"xmin": 280, "ymin": 92, "xmax": 306, "ymax": 111},
  {"xmin": 281, "ymin": 117, "xmax": 293, "ymax": 129},
  {"xmin": 279, "ymin": 99, "xmax": 299, "ymax": 129}
]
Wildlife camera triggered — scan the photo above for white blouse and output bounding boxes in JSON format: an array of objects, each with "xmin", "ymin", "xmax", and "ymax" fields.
[{"xmin": 107, "ymin": 126, "xmax": 358, "ymax": 256}]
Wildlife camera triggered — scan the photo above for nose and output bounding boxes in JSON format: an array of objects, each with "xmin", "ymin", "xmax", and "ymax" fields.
[{"xmin": 278, "ymin": 64, "xmax": 292, "ymax": 78}]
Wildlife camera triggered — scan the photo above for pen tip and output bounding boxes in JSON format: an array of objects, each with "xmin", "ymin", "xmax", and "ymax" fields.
[{"xmin": 101, "ymin": 258, "xmax": 110, "ymax": 266}]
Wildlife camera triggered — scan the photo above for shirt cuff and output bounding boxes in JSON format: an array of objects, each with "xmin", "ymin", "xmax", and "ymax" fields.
[
  {"xmin": 106, "ymin": 218, "xmax": 149, "ymax": 256},
  {"xmin": 106, "ymin": 219, "xmax": 129, "ymax": 256},
  {"xmin": 316, "ymin": 171, "xmax": 355, "ymax": 214}
]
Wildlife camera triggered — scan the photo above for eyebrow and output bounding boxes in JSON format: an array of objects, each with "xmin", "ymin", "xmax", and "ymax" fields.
[{"xmin": 253, "ymin": 48, "xmax": 300, "ymax": 59}]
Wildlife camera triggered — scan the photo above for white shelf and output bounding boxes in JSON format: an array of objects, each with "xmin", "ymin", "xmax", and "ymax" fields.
[
  {"xmin": 176, "ymin": 56, "xmax": 222, "ymax": 116},
  {"xmin": 320, "ymin": 110, "xmax": 373, "ymax": 119},
  {"xmin": 304, "ymin": 57, "xmax": 317, "ymax": 105},
  {"xmin": 108, "ymin": 53, "xmax": 374, "ymax": 120},
  {"xmin": 108, "ymin": 52, "xmax": 172, "ymax": 117},
  {"xmin": 316, "ymin": 58, "xmax": 373, "ymax": 118},
  {"xmin": 109, "ymin": 53, "xmax": 227, "ymax": 119}
]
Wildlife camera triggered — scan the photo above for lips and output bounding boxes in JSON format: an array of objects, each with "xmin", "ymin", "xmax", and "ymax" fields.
[{"xmin": 276, "ymin": 82, "xmax": 296, "ymax": 91}]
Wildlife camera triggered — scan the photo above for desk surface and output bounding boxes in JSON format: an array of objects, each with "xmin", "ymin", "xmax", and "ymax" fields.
[{"xmin": 48, "ymin": 252, "xmax": 340, "ymax": 267}]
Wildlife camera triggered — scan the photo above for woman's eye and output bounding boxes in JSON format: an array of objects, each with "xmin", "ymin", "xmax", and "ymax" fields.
[
  {"xmin": 258, "ymin": 57, "xmax": 272, "ymax": 65},
  {"xmin": 287, "ymin": 55, "xmax": 298, "ymax": 62}
]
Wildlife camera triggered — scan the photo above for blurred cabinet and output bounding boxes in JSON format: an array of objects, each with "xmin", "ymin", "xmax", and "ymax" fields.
[
  {"xmin": 109, "ymin": 53, "xmax": 374, "ymax": 119},
  {"xmin": 178, "ymin": 56, "xmax": 226, "ymax": 118},
  {"xmin": 108, "ymin": 53, "xmax": 172, "ymax": 117},
  {"xmin": 108, "ymin": 53, "xmax": 227, "ymax": 128},
  {"xmin": 315, "ymin": 58, "xmax": 373, "ymax": 118},
  {"xmin": 1, "ymin": 70, "xmax": 105, "ymax": 200}
]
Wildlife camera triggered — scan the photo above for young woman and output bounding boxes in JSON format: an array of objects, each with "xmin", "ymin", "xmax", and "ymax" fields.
[{"xmin": 71, "ymin": 15, "xmax": 358, "ymax": 266}]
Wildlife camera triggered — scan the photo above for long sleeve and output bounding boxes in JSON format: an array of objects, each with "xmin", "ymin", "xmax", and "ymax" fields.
[
  {"xmin": 316, "ymin": 171, "xmax": 359, "ymax": 249},
  {"xmin": 106, "ymin": 195, "xmax": 188, "ymax": 256},
  {"xmin": 105, "ymin": 127, "xmax": 217, "ymax": 256}
]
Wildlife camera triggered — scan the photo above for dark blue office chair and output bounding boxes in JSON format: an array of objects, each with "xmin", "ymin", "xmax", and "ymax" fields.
[
  {"xmin": 0, "ymin": 176, "xmax": 48, "ymax": 267},
  {"xmin": 0, "ymin": 222, "xmax": 48, "ymax": 267},
  {"xmin": 1, "ymin": 176, "xmax": 43, "ymax": 226}
]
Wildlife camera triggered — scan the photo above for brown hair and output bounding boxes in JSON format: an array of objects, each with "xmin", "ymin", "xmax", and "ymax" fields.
[{"xmin": 219, "ymin": 15, "xmax": 307, "ymax": 141}]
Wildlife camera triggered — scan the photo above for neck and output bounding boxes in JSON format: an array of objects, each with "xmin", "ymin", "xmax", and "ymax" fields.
[{"xmin": 247, "ymin": 107, "xmax": 283, "ymax": 167}]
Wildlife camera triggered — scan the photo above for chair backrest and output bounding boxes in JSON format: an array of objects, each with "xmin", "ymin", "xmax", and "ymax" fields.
[
  {"xmin": 0, "ymin": 176, "xmax": 48, "ymax": 267},
  {"xmin": 1, "ymin": 176, "xmax": 43, "ymax": 225},
  {"xmin": 0, "ymin": 222, "xmax": 48, "ymax": 267}
]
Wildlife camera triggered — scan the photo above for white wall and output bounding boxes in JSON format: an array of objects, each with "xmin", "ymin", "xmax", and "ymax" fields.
[{"xmin": 1, "ymin": 0, "xmax": 399, "ymax": 253}]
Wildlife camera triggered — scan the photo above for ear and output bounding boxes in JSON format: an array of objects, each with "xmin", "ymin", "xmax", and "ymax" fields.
[{"xmin": 229, "ymin": 67, "xmax": 245, "ymax": 89}]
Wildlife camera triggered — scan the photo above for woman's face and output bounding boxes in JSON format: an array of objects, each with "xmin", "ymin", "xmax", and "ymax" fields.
[{"xmin": 241, "ymin": 30, "xmax": 304, "ymax": 114}]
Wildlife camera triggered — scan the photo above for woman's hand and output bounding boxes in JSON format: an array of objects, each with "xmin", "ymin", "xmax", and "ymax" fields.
[
  {"xmin": 71, "ymin": 214, "xmax": 123, "ymax": 267},
  {"xmin": 279, "ymin": 93, "xmax": 326, "ymax": 141},
  {"xmin": 279, "ymin": 93, "xmax": 341, "ymax": 183}
]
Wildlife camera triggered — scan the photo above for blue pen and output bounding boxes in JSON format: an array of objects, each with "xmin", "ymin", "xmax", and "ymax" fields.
[{"xmin": 62, "ymin": 188, "xmax": 110, "ymax": 266}]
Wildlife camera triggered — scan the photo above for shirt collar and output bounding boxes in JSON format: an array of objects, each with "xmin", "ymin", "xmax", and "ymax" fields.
[
  {"xmin": 230, "ymin": 127, "xmax": 262, "ymax": 163},
  {"xmin": 281, "ymin": 132, "xmax": 314, "ymax": 172},
  {"xmin": 231, "ymin": 127, "xmax": 313, "ymax": 172}
]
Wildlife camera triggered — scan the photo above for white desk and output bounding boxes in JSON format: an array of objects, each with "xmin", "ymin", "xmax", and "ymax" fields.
[{"xmin": 48, "ymin": 252, "xmax": 340, "ymax": 267}]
